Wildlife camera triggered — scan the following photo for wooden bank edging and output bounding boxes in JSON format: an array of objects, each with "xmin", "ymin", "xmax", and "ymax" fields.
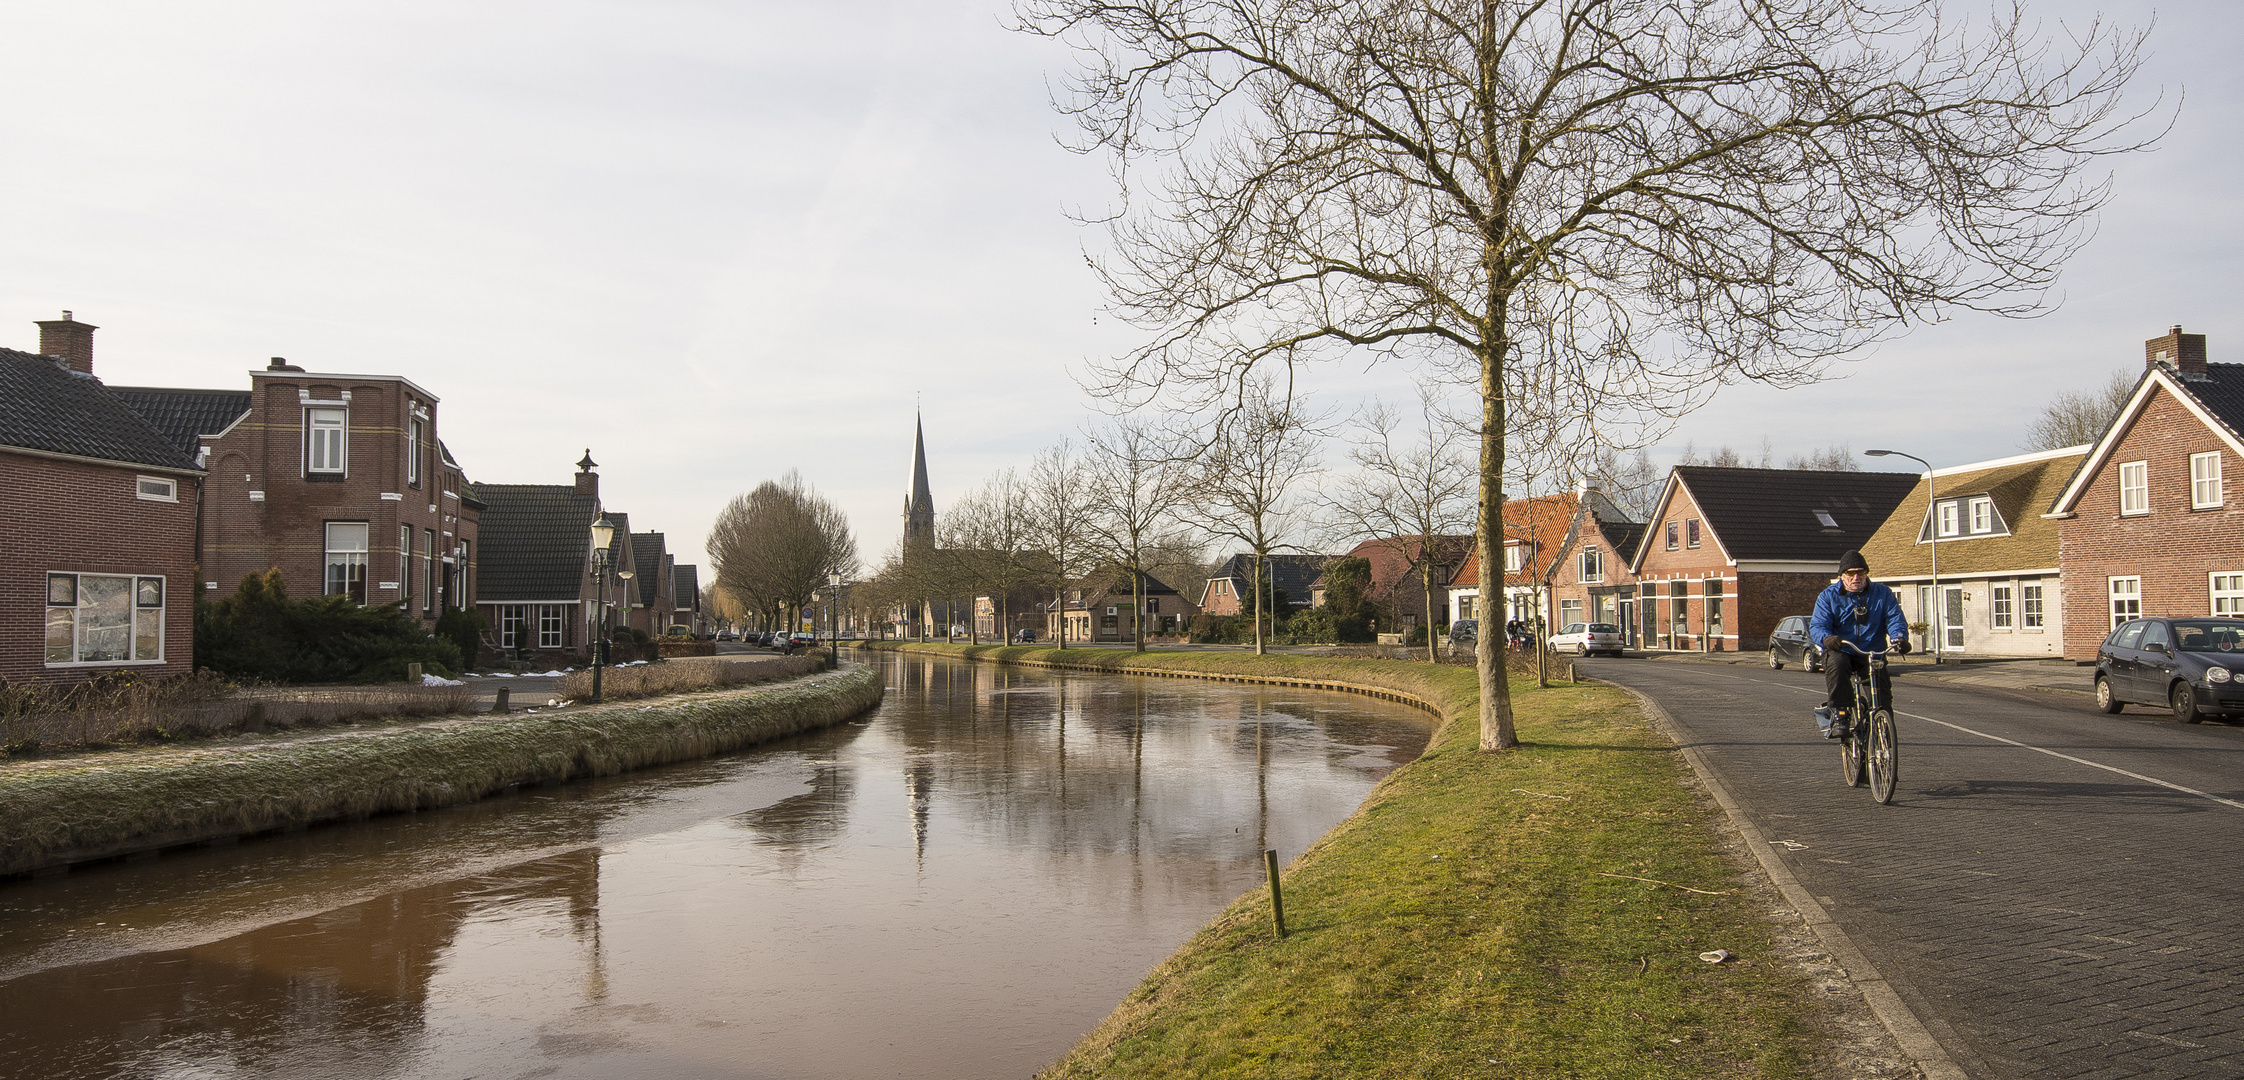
[
  {"xmin": 864, "ymin": 642, "xmax": 1450, "ymax": 723},
  {"xmin": 0, "ymin": 663, "xmax": 884, "ymax": 879}
]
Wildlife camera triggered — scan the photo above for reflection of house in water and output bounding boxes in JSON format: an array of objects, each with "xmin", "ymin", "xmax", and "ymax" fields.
[
  {"xmin": 0, "ymin": 848, "xmax": 606, "ymax": 1077},
  {"xmin": 735, "ymin": 758, "xmax": 855, "ymax": 854}
]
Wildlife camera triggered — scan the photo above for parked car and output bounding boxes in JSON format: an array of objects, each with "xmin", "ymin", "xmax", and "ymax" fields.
[
  {"xmin": 2095, "ymin": 616, "xmax": 2244, "ymax": 723},
  {"xmin": 715, "ymin": 630, "xmax": 738, "ymax": 642},
  {"xmin": 664, "ymin": 624, "xmax": 693, "ymax": 638},
  {"xmin": 1448, "ymin": 618, "xmax": 1477, "ymax": 645},
  {"xmin": 1546, "ymin": 622, "xmax": 1625, "ymax": 657},
  {"xmin": 1767, "ymin": 615, "xmax": 1822, "ymax": 672},
  {"xmin": 1014, "ymin": 628, "xmax": 1038, "ymax": 643}
]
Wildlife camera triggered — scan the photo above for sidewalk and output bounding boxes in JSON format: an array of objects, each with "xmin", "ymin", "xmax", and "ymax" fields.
[{"xmin": 1632, "ymin": 648, "xmax": 2093, "ymax": 697}]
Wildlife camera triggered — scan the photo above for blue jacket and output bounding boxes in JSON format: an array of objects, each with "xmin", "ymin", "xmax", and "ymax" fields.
[{"xmin": 1808, "ymin": 580, "xmax": 1908, "ymax": 656}]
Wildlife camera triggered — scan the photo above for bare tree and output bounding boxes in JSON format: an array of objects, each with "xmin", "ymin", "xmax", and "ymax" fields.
[
  {"xmin": 1587, "ymin": 446, "xmax": 1662, "ymax": 522},
  {"xmin": 2023, "ymin": 368, "xmax": 2135, "ymax": 451},
  {"xmin": 1027, "ymin": 438, "xmax": 1098, "ymax": 647},
  {"xmin": 707, "ymin": 471, "xmax": 859, "ymax": 632},
  {"xmin": 1183, "ymin": 379, "xmax": 1325, "ymax": 653},
  {"xmin": 1085, "ymin": 417, "xmax": 1192, "ymax": 652},
  {"xmin": 1786, "ymin": 445, "xmax": 1864, "ymax": 471},
  {"xmin": 1022, "ymin": 0, "xmax": 2150, "ymax": 750},
  {"xmin": 1319, "ymin": 387, "xmax": 1477, "ymax": 662},
  {"xmin": 938, "ymin": 469, "xmax": 1047, "ymax": 644}
]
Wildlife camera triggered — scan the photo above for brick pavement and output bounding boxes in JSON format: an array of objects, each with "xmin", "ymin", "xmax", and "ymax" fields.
[{"xmin": 1595, "ymin": 658, "xmax": 2244, "ymax": 1080}]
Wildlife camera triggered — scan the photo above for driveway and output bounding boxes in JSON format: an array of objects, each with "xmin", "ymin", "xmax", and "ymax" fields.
[{"xmin": 1587, "ymin": 657, "xmax": 2244, "ymax": 1079}]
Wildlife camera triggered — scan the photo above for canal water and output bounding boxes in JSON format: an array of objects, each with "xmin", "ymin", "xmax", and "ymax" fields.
[{"xmin": 0, "ymin": 652, "xmax": 1433, "ymax": 1079}]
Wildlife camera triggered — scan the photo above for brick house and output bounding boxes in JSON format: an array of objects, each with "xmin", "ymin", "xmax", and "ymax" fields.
[
  {"xmin": 2045, "ymin": 326, "xmax": 2244, "ymax": 660},
  {"xmin": 1198, "ymin": 553, "xmax": 1328, "ymax": 616},
  {"xmin": 474, "ymin": 454, "xmax": 637, "ymax": 659},
  {"xmin": 1543, "ymin": 494, "xmax": 1649, "ymax": 644},
  {"xmin": 2, "ymin": 321, "xmax": 203, "ymax": 685},
  {"xmin": 1856, "ymin": 446, "xmax": 2085, "ymax": 659},
  {"xmin": 629, "ymin": 532, "xmax": 675, "ymax": 634},
  {"xmin": 1629, "ymin": 466, "xmax": 1919, "ymax": 652},
  {"xmin": 105, "ymin": 341, "xmax": 482, "ymax": 625},
  {"xmin": 1051, "ymin": 566, "xmax": 1200, "ymax": 643},
  {"xmin": 1314, "ymin": 535, "xmax": 1471, "ymax": 636},
  {"xmin": 1443, "ymin": 493, "xmax": 1591, "ymax": 635},
  {"xmin": 673, "ymin": 563, "xmax": 703, "ymax": 636}
]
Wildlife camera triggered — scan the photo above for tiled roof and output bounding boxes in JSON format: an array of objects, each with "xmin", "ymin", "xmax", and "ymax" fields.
[
  {"xmin": 1859, "ymin": 449, "xmax": 2082, "ymax": 579},
  {"xmin": 1073, "ymin": 565, "xmax": 1186, "ymax": 606},
  {"xmin": 1595, "ymin": 519, "xmax": 1648, "ymax": 564},
  {"xmin": 632, "ymin": 532, "xmax": 666, "ymax": 604},
  {"xmin": 1443, "ymin": 493, "xmax": 1584, "ymax": 589},
  {"xmin": 1207, "ymin": 553, "xmax": 1330, "ymax": 605},
  {"xmin": 1328, "ymin": 535, "xmax": 1472, "ymax": 597},
  {"xmin": 674, "ymin": 564, "xmax": 699, "ymax": 611},
  {"xmin": 474, "ymin": 484, "xmax": 598, "ymax": 601},
  {"xmin": 2182, "ymin": 363, "xmax": 2244, "ymax": 438},
  {"xmin": 107, "ymin": 385, "xmax": 251, "ymax": 460},
  {"xmin": 1666, "ymin": 466, "xmax": 1921, "ymax": 563},
  {"xmin": 0, "ymin": 349, "xmax": 200, "ymax": 471}
]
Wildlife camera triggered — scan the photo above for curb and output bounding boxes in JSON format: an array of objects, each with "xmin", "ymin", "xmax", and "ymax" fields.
[{"xmin": 1612, "ymin": 682, "xmax": 1969, "ymax": 1080}]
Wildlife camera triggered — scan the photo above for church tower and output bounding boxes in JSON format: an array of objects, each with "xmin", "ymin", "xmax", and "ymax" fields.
[{"xmin": 902, "ymin": 413, "xmax": 935, "ymax": 548}]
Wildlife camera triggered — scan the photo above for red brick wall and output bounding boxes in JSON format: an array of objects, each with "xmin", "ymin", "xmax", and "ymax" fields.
[
  {"xmin": 2057, "ymin": 387, "xmax": 2244, "ymax": 659},
  {"xmin": 1740, "ymin": 573, "xmax": 1831, "ymax": 650},
  {"xmin": 198, "ymin": 374, "xmax": 462, "ymax": 621},
  {"xmin": 1634, "ymin": 486, "xmax": 1736, "ymax": 648},
  {"xmin": 3, "ymin": 452, "xmax": 197, "ymax": 684}
]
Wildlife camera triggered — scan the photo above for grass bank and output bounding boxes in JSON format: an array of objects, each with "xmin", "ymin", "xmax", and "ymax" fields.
[
  {"xmin": 0, "ymin": 663, "xmax": 881, "ymax": 878},
  {"xmin": 866, "ymin": 643, "xmax": 1813, "ymax": 1079}
]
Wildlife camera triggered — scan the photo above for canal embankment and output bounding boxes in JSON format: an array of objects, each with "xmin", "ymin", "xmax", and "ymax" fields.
[
  {"xmin": 865, "ymin": 643, "xmax": 1850, "ymax": 1079},
  {"xmin": 0, "ymin": 662, "xmax": 883, "ymax": 878}
]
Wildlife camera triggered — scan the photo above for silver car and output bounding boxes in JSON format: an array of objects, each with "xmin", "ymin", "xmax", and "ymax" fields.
[{"xmin": 1547, "ymin": 621, "xmax": 1625, "ymax": 658}]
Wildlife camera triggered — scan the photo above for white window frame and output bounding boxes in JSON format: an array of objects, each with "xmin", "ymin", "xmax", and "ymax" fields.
[
  {"xmin": 2022, "ymin": 583, "xmax": 2045, "ymax": 630},
  {"xmin": 1685, "ymin": 519, "xmax": 1701, "ymax": 548},
  {"xmin": 2191, "ymin": 452, "xmax": 2223, "ymax": 509},
  {"xmin": 1936, "ymin": 499, "xmax": 1960, "ymax": 537},
  {"xmin": 423, "ymin": 528, "xmax": 436, "ymax": 614},
  {"xmin": 2118, "ymin": 460, "xmax": 2148, "ymax": 516},
  {"xmin": 325, "ymin": 522, "xmax": 370, "ymax": 603},
  {"xmin": 45, "ymin": 571, "xmax": 166, "ymax": 666},
  {"xmin": 406, "ymin": 414, "xmax": 423, "ymax": 487},
  {"xmin": 1968, "ymin": 496, "xmax": 1993, "ymax": 534},
  {"xmin": 1503, "ymin": 544, "xmax": 1525, "ymax": 573},
  {"xmin": 306, "ymin": 406, "xmax": 348, "ymax": 475},
  {"xmin": 1992, "ymin": 584, "xmax": 2013, "ymax": 630},
  {"xmin": 2109, "ymin": 576, "xmax": 2141, "ymax": 629},
  {"xmin": 2212, "ymin": 572, "xmax": 2244, "ymax": 617},
  {"xmin": 135, "ymin": 475, "xmax": 178, "ymax": 502},
  {"xmin": 539, "ymin": 605, "xmax": 565, "ymax": 648},
  {"xmin": 1579, "ymin": 546, "xmax": 1603, "ymax": 583}
]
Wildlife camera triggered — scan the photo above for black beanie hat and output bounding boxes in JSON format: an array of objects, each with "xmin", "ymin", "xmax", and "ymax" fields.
[{"xmin": 1837, "ymin": 549, "xmax": 1869, "ymax": 573}]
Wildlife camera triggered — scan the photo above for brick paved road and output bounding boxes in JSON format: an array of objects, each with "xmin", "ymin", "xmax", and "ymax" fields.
[{"xmin": 1588, "ymin": 659, "xmax": 2244, "ymax": 1080}]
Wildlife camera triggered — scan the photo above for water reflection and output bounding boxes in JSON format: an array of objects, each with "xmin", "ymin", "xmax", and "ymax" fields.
[{"xmin": 0, "ymin": 651, "xmax": 1431, "ymax": 1079}]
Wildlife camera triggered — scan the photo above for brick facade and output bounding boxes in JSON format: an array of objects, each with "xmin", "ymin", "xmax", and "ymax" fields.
[
  {"xmin": 198, "ymin": 363, "xmax": 476, "ymax": 623},
  {"xmin": 2054, "ymin": 382, "xmax": 2244, "ymax": 660},
  {"xmin": 1633, "ymin": 483, "xmax": 1743, "ymax": 650},
  {"xmin": 2, "ymin": 452, "xmax": 198, "ymax": 684}
]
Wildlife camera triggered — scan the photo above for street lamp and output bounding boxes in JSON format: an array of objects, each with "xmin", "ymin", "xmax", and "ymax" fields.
[
  {"xmin": 829, "ymin": 572, "xmax": 843, "ymax": 658},
  {"xmin": 1864, "ymin": 449, "xmax": 1939, "ymax": 664},
  {"xmin": 588, "ymin": 513, "xmax": 616, "ymax": 702}
]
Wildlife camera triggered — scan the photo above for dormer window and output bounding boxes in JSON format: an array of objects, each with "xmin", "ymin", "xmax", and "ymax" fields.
[{"xmin": 1919, "ymin": 495, "xmax": 2010, "ymax": 540}]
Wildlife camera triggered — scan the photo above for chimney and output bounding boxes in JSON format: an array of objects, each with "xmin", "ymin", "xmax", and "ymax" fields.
[
  {"xmin": 574, "ymin": 449, "xmax": 600, "ymax": 496},
  {"xmin": 2146, "ymin": 325, "xmax": 2208, "ymax": 377},
  {"xmin": 35, "ymin": 311, "xmax": 96, "ymax": 374}
]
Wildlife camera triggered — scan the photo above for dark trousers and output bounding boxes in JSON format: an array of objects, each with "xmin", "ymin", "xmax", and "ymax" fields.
[{"xmin": 1823, "ymin": 650, "xmax": 1891, "ymax": 715}]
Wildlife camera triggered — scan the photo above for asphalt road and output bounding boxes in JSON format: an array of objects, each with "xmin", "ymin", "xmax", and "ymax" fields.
[{"xmin": 1588, "ymin": 657, "xmax": 2244, "ymax": 1080}]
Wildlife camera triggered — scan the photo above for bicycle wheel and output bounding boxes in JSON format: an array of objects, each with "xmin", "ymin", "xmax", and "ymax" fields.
[
  {"xmin": 1840, "ymin": 715, "xmax": 1865, "ymax": 787},
  {"xmin": 1867, "ymin": 709, "xmax": 1899, "ymax": 804}
]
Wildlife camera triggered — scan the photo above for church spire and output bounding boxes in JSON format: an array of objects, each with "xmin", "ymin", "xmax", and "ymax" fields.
[{"xmin": 904, "ymin": 412, "xmax": 935, "ymax": 545}]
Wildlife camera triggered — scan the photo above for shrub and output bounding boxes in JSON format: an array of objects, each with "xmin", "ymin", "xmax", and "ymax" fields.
[
  {"xmin": 195, "ymin": 570, "xmax": 462, "ymax": 684},
  {"xmin": 437, "ymin": 607, "xmax": 487, "ymax": 671}
]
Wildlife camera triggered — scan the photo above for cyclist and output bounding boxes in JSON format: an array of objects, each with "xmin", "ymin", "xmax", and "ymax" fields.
[{"xmin": 1810, "ymin": 549, "xmax": 1911, "ymax": 739}]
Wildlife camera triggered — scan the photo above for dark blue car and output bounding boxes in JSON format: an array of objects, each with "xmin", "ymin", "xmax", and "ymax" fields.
[{"xmin": 2095, "ymin": 617, "xmax": 2244, "ymax": 723}]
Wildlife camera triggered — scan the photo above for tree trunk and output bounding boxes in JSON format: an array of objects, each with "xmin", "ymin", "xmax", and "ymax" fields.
[
  {"xmin": 1132, "ymin": 566, "xmax": 1146, "ymax": 652},
  {"xmin": 1252, "ymin": 550, "xmax": 1266, "ymax": 655},
  {"xmin": 1422, "ymin": 562, "xmax": 1438, "ymax": 663},
  {"xmin": 1054, "ymin": 588, "xmax": 1068, "ymax": 648}
]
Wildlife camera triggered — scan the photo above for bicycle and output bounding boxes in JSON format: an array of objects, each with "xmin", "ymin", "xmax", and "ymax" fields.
[{"xmin": 1828, "ymin": 641, "xmax": 1899, "ymax": 804}]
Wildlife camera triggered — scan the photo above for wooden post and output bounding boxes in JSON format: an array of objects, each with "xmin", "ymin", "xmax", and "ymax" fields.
[
  {"xmin": 491, "ymin": 687, "xmax": 510, "ymax": 714},
  {"xmin": 1264, "ymin": 848, "xmax": 1288, "ymax": 939}
]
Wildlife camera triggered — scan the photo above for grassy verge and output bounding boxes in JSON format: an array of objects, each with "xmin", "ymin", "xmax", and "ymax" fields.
[
  {"xmin": 0, "ymin": 663, "xmax": 882, "ymax": 878},
  {"xmin": 867, "ymin": 642, "xmax": 1812, "ymax": 1079}
]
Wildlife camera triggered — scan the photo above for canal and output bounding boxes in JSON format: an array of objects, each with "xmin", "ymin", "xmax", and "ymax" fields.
[{"xmin": 0, "ymin": 651, "xmax": 1435, "ymax": 1079}]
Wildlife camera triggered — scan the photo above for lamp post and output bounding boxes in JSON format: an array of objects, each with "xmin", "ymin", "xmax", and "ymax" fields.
[
  {"xmin": 829, "ymin": 572, "xmax": 843, "ymax": 658},
  {"xmin": 588, "ymin": 514, "xmax": 616, "ymax": 702},
  {"xmin": 1865, "ymin": 449, "xmax": 1939, "ymax": 664}
]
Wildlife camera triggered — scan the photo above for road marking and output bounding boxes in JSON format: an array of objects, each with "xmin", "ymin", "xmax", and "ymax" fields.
[
  {"xmin": 1669, "ymin": 667, "xmax": 2244, "ymax": 812},
  {"xmin": 1895, "ymin": 708, "xmax": 2244, "ymax": 811}
]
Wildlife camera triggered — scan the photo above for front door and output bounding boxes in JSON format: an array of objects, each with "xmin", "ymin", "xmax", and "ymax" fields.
[
  {"xmin": 1943, "ymin": 586, "xmax": 1965, "ymax": 652},
  {"xmin": 1617, "ymin": 597, "xmax": 1636, "ymax": 647}
]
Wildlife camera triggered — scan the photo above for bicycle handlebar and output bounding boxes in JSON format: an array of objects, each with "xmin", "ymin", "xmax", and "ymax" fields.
[{"xmin": 1826, "ymin": 640, "xmax": 1890, "ymax": 658}]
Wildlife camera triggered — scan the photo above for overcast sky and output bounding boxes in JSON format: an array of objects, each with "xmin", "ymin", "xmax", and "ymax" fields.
[{"xmin": 4, "ymin": 0, "xmax": 2236, "ymax": 573}]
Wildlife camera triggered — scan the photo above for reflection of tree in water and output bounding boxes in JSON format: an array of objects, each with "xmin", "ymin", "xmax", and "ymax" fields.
[
  {"xmin": 733, "ymin": 757, "xmax": 854, "ymax": 853},
  {"xmin": 0, "ymin": 847, "xmax": 604, "ymax": 1079}
]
